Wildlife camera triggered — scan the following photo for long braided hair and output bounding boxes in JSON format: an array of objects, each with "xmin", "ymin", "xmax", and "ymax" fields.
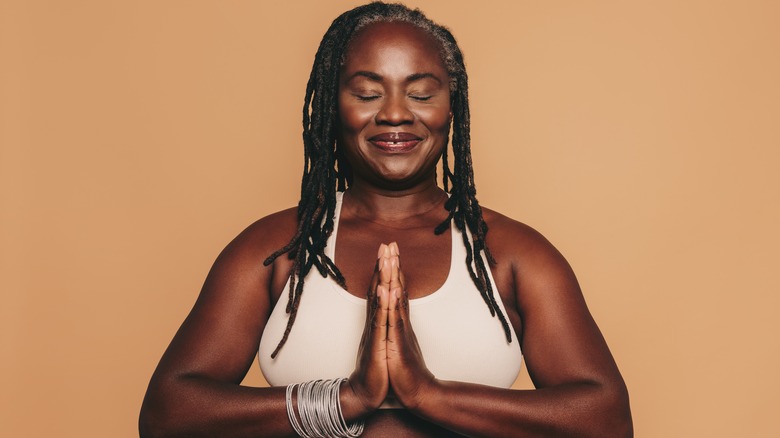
[{"xmin": 264, "ymin": 1, "xmax": 512, "ymax": 358}]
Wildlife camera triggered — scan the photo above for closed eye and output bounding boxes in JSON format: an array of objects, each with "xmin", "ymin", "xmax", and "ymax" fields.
[
  {"xmin": 353, "ymin": 93, "xmax": 381, "ymax": 102},
  {"xmin": 410, "ymin": 95, "xmax": 433, "ymax": 101}
]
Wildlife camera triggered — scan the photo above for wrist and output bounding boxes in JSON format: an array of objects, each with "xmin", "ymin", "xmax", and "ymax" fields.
[
  {"xmin": 404, "ymin": 376, "xmax": 444, "ymax": 415},
  {"xmin": 341, "ymin": 378, "xmax": 376, "ymax": 420},
  {"xmin": 287, "ymin": 379, "xmax": 365, "ymax": 437}
]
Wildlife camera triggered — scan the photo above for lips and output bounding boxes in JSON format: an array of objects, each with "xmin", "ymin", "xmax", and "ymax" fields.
[{"xmin": 368, "ymin": 132, "xmax": 422, "ymax": 152}]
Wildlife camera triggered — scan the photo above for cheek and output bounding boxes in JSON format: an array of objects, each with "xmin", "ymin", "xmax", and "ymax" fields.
[
  {"xmin": 419, "ymin": 106, "xmax": 452, "ymax": 134},
  {"xmin": 338, "ymin": 99, "xmax": 373, "ymax": 134}
]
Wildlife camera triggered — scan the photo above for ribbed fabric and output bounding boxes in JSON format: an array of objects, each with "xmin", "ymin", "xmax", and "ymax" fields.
[{"xmin": 258, "ymin": 192, "xmax": 522, "ymax": 407}]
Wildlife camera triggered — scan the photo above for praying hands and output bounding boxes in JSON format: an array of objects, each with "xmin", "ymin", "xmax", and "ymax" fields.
[{"xmin": 347, "ymin": 242, "xmax": 438, "ymax": 416}]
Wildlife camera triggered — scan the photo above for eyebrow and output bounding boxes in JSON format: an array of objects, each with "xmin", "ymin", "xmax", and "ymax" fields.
[
  {"xmin": 406, "ymin": 72, "xmax": 442, "ymax": 84},
  {"xmin": 346, "ymin": 71, "xmax": 443, "ymax": 85}
]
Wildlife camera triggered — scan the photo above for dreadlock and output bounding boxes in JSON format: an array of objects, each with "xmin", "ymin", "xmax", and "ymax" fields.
[{"xmin": 263, "ymin": 1, "xmax": 512, "ymax": 358}]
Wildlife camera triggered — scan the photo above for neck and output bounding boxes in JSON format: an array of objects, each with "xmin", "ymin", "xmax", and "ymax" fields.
[{"xmin": 343, "ymin": 178, "xmax": 447, "ymax": 222}]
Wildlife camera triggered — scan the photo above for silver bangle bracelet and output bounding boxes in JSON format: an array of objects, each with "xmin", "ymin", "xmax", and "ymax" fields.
[
  {"xmin": 285, "ymin": 378, "xmax": 365, "ymax": 438},
  {"xmin": 286, "ymin": 383, "xmax": 308, "ymax": 437}
]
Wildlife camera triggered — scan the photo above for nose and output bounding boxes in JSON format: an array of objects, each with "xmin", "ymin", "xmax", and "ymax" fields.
[{"xmin": 375, "ymin": 94, "xmax": 414, "ymax": 125}]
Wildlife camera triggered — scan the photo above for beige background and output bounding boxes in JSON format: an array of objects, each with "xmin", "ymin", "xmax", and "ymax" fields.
[{"xmin": 1, "ymin": 0, "xmax": 778, "ymax": 436}]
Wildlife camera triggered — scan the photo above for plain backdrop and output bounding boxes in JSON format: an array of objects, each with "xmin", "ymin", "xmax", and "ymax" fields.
[{"xmin": 1, "ymin": 1, "xmax": 778, "ymax": 436}]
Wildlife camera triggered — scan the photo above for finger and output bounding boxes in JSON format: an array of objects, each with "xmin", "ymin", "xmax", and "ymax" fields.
[
  {"xmin": 379, "ymin": 245, "xmax": 392, "ymax": 286},
  {"xmin": 365, "ymin": 271, "xmax": 380, "ymax": 329},
  {"xmin": 389, "ymin": 255, "xmax": 402, "ymax": 298},
  {"xmin": 371, "ymin": 285, "xmax": 390, "ymax": 357},
  {"xmin": 389, "ymin": 241, "xmax": 399, "ymax": 257},
  {"xmin": 368, "ymin": 244, "xmax": 388, "ymax": 297},
  {"xmin": 360, "ymin": 288, "xmax": 381, "ymax": 350},
  {"xmin": 387, "ymin": 287, "xmax": 404, "ymax": 348},
  {"xmin": 368, "ymin": 247, "xmax": 389, "ymax": 324},
  {"xmin": 364, "ymin": 283, "xmax": 379, "ymax": 331},
  {"xmin": 400, "ymin": 282, "xmax": 410, "ymax": 317},
  {"xmin": 377, "ymin": 284, "xmax": 389, "ymax": 325}
]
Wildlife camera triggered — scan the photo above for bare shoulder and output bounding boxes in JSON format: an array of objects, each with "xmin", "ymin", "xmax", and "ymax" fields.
[
  {"xmin": 217, "ymin": 206, "xmax": 299, "ymax": 265},
  {"xmin": 199, "ymin": 206, "xmax": 300, "ymax": 304},
  {"xmin": 481, "ymin": 206, "xmax": 580, "ymax": 306},
  {"xmin": 481, "ymin": 207, "xmax": 567, "ymax": 266},
  {"xmin": 228, "ymin": 207, "xmax": 298, "ymax": 254}
]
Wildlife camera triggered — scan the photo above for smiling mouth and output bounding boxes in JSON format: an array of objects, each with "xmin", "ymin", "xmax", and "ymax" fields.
[{"xmin": 368, "ymin": 132, "xmax": 422, "ymax": 152}]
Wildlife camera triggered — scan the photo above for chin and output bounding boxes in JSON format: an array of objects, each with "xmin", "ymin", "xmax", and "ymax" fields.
[
  {"xmin": 372, "ymin": 165, "xmax": 417, "ymax": 182},
  {"xmin": 371, "ymin": 169, "xmax": 434, "ymax": 191}
]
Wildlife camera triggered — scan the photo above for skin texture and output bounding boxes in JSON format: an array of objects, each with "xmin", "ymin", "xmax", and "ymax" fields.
[{"xmin": 139, "ymin": 21, "xmax": 632, "ymax": 438}]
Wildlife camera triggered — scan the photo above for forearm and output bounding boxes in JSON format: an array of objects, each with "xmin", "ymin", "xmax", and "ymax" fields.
[
  {"xmin": 139, "ymin": 375, "xmax": 291, "ymax": 438},
  {"xmin": 139, "ymin": 376, "xmax": 368, "ymax": 438},
  {"xmin": 412, "ymin": 380, "xmax": 632, "ymax": 438}
]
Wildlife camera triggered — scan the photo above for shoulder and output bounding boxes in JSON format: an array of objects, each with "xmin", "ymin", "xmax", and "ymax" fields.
[
  {"xmin": 481, "ymin": 207, "xmax": 579, "ymax": 301},
  {"xmin": 482, "ymin": 207, "xmax": 563, "ymax": 263},
  {"xmin": 229, "ymin": 206, "xmax": 299, "ymax": 256},
  {"xmin": 205, "ymin": 206, "xmax": 299, "ymax": 286}
]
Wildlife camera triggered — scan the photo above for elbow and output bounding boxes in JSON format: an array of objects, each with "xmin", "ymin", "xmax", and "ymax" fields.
[
  {"xmin": 139, "ymin": 407, "xmax": 163, "ymax": 438},
  {"xmin": 596, "ymin": 381, "xmax": 633, "ymax": 438},
  {"xmin": 139, "ymin": 397, "xmax": 172, "ymax": 438},
  {"xmin": 139, "ymin": 383, "xmax": 186, "ymax": 438},
  {"xmin": 571, "ymin": 378, "xmax": 632, "ymax": 438},
  {"xmin": 139, "ymin": 400, "xmax": 189, "ymax": 438}
]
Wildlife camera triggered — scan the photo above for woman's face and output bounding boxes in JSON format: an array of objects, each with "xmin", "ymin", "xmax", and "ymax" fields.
[{"xmin": 337, "ymin": 21, "xmax": 452, "ymax": 190}]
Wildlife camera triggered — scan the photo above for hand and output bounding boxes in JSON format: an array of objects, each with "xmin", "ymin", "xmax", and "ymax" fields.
[
  {"xmin": 385, "ymin": 242, "xmax": 438, "ymax": 411},
  {"xmin": 347, "ymin": 244, "xmax": 392, "ymax": 415}
]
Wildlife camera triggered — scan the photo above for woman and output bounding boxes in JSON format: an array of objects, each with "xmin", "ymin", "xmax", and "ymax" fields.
[{"xmin": 140, "ymin": 2, "xmax": 632, "ymax": 437}]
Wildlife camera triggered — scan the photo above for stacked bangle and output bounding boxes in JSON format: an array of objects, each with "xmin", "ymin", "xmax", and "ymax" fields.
[{"xmin": 286, "ymin": 378, "xmax": 365, "ymax": 437}]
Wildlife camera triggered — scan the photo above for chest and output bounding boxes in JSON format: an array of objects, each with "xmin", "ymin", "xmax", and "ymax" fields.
[
  {"xmin": 259, "ymin": 231, "xmax": 524, "ymax": 388},
  {"xmin": 267, "ymin": 216, "xmax": 523, "ymax": 338},
  {"xmin": 333, "ymin": 218, "xmax": 452, "ymax": 300}
]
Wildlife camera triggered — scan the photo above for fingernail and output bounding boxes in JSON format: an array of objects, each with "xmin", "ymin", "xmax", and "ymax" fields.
[
  {"xmin": 383, "ymin": 245, "xmax": 391, "ymax": 257},
  {"xmin": 391, "ymin": 242, "xmax": 399, "ymax": 256},
  {"xmin": 377, "ymin": 244, "xmax": 385, "ymax": 258}
]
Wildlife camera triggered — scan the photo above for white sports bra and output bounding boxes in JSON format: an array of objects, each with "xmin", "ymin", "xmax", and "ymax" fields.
[{"xmin": 258, "ymin": 192, "xmax": 522, "ymax": 406}]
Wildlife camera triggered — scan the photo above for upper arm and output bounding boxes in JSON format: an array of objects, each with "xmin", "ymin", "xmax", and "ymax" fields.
[
  {"xmin": 486, "ymin": 212, "xmax": 625, "ymax": 391},
  {"xmin": 149, "ymin": 209, "xmax": 297, "ymax": 385}
]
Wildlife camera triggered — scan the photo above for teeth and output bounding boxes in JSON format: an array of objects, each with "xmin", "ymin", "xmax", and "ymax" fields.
[{"xmin": 374, "ymin": 139, "xmax": 417, "ymax": 146}]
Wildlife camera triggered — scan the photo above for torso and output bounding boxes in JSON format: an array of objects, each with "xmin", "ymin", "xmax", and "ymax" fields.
[
  {"xmin": 260, "ymin": 191, "xmax": 525, "ymax": 436},
  {"xmin": 266, "ymin": 192, "xmax": 523, "ymax": 334}
]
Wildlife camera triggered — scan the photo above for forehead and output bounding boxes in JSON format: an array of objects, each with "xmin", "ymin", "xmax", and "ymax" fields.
[{"xmin": 342, "ymin": 21, "xmax": 447, "ymax": 76}]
